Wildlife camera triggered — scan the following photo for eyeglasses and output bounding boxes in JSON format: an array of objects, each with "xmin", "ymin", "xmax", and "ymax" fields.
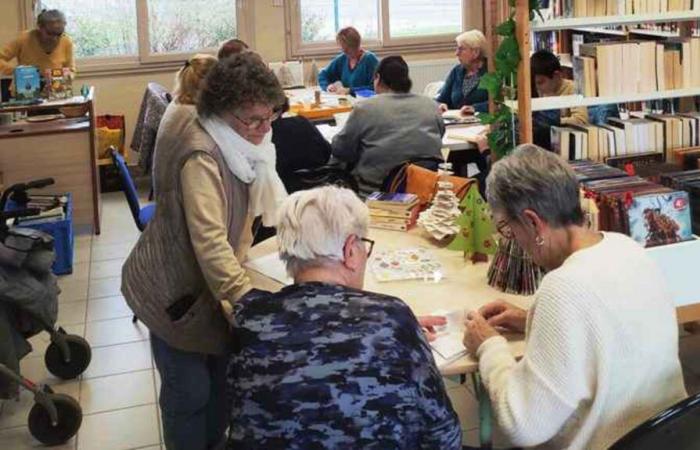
[
  {"xmin": 231, "ymin": 109, "xmax": 281, "ymax": 130},
  {"xmin": 495, "ymin": 218, "xmax": 515, "ymax": 240},
  {"xmin": 359, "ymin": 237, "xmax": 375, "ymax": 258}
]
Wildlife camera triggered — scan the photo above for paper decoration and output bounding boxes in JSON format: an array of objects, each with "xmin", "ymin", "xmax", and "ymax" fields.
[
  {"xmin": 417, "ymin": 180, "xmax": 461, "ymax": 241},
  {"xmin": 370, "ymin": 247, "xmax": 443, "ymax": 282},
  {"xmin": 448, "ymin": 185, "xmax": 497, "ymax": 263},
  {"xmin": 487, "ymin": 238, "xmax": 545, "ymax": 296}
]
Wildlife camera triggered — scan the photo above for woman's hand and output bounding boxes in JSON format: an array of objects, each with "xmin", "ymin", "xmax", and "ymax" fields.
[
  {"xmin": 459, "ymin": 105, "xmax": 475, "ymax": 116},
  {"xmin": 463, "ymin": 310, "xmax": 501, "ymax": 355},
  {"xmin": 327, "ymin": 84, "xmax": 338, "ymax": 93},
  {"xmin": 438, "ymin": 103, "xmax": 449, "ymax": 114},
  {"xmin": 418, "ymin": 315, "xmax": 447, "ymax": 342},
  {"xmin": 479, "ymin": 300, "xmax": 527, "ymax": 333}
]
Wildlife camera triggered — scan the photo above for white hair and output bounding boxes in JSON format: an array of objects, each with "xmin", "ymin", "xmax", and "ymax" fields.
[
  {"xmin": 456, "ymin": 29, "xmax": 487, "ymax": 56},
  {"xmin": 276, "ymin": 186, "xmax": 369, "ymax": 276}
]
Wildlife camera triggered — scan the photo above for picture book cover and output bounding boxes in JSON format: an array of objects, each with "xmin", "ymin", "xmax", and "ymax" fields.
[
  {"xmin": 14, "ymin": 65, "xmax": 40, "ymax": 100},
  {"xmin": 627, "ymin": 191, "xmax": 693, "ymax": 248},
  {"xmin": 370, "ymin": 247, "xmax": 443, "ymax": 282},
  {"xmin": 366, "ymin": 192, "xmax": 418, "ymax": 207}
]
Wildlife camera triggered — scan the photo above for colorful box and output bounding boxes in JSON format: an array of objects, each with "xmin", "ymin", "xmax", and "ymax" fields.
[{"xmin": 13, "ymin": 65, "xmax": 41, "ymax": 100}]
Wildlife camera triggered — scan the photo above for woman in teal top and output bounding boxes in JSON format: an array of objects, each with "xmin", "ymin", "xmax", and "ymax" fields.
[{"xmin": 318, "ymin": 26, "xmax": 379, "ymax": 95}]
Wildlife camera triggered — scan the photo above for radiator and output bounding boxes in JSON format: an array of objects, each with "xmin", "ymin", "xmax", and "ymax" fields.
[{"xmin": 407, "ymin": 59, "xmax": 455, "ymax": 95}]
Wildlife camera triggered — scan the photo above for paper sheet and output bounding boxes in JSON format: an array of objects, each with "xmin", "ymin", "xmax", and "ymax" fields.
[
  {"xmin": 244, "ymin": 252, "xmax": 293, "ymax": 286},
  {"xmin": 428, "ymin": 309, "xmax": 467, "ymax": 368},
  {"xmin": 317, "ymin": 124, "xmax": 341, "ymax": 143},
  {"xmin": 445, "ymin": 125, "xmax": 488, "ymax": 142}
]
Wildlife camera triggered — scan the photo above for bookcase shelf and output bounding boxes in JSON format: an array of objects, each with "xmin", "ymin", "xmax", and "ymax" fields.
[
  {"xmin": 570, "ymin": 26, "xmax": 627, "ymax": 36},
  {"xmin": 505, "ymin": 87, "xmax": 700, "ymax": 112},
  {"xmin": 532, "ymin": 10, "xmax": 700, "ymax": 32}
]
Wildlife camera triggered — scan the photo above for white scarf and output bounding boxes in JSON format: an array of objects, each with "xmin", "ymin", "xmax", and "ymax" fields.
[{"xmin": 198, "ymin": 115, "xmax": 288, "ymax": 227}]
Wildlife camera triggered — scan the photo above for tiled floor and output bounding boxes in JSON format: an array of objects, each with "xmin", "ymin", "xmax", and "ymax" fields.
[{"xmin": 2, "ymin": 192, "xmax": 700, "ymax": 449}]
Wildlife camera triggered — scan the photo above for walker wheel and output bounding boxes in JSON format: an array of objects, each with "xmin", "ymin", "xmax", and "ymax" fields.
[
  {"xmin": 28, "ymin": 393, "xmax": 82, "ymax": 446},
  {"xmin": 45, "ymin": 334, "xmax": 92, "ymax": 379}
]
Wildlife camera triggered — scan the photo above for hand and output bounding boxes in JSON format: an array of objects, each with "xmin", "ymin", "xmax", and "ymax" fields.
[
  {"xmin": 418, "ymin": 315, "xmax": 447, "ymax": 342},
  {"xmin": 479, "ymin": 300, "xmax": 527, "ymax": 333},
  {"xmin": 327, "ymin": 84, "xmax": 338, "ymax": 93},
  {"xmin": 337, "ymin": 87, "xmax": 350, "ymax": 95},
  {"xmin": 438, "ymin": 103, "xmax": 448, "ymax": 114},
  {"xmin": 463, "ymin": 310, "xmax": 501, "ymax": 355},
  {"xmin": 459, "ymin": 105, "xmax": 475, "ymax": 116}
]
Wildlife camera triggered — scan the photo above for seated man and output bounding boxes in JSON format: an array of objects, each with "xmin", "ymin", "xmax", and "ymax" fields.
[
  {"xmin": 226, "ymin": 186, "xmax": 462, "ymax": 450},
  {"xmin": 531, "ymin": 49, "xmax": 589, "ymax": 126}
]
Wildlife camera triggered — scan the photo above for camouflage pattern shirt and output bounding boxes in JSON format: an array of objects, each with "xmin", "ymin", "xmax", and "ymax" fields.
[{"xmin": 226, "ymin": 282, "xmax": 462, "ymax": 450}]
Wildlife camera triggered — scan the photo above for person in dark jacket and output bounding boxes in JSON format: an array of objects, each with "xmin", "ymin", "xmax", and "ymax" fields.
[{"xmin": 436, "ymin": 29, "xmax": 489, "ymax": 114}]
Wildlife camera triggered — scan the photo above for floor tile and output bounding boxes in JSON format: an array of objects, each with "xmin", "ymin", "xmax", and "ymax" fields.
[
  {"xmin": 77, "ymin": 404, "xmax": 160, "ymax": 450},
  {"xmin": 57, "ymin": 301, "xmax": 87, "ymax": 326},
  {"xmin": 82, "ymin": 341, "xmax": 152, "ymax": 379},
  {"xmin": 84, "ymin": 317, "xmax": 149, "ymax": 348},
  {"xmin": 0, "ymin": 426, "xmax": 76, "ymax": 449},
  {"xmin": 91, "ymin": 241, "xmax": 136, "ymax": 262},
  {"xmin": 79, "ymin": 370, "xmax": 155, "ymax": 415},
  {"xmin": 88, "ymin": 277, "xmax": 122, "ymax": 300},
  {"xmin": 86, "ymin": 296, "xmax": 133, "ymax": 322},
  {"xmin": 27, "ymin": 324, "xmax": 85, "ymax": 357},
  {"xmin": 19, "ymin": 354, "xmax": 83, "ymax": 386},
  {"xmin": 89, "ymin": 259, "xmax": 125, "ymax": 281},
  {"xmin": 57, "ymin": 262, "xmax": 90, "ymax": 284},
  {"xmin": 0, "ymin": 381, "xmax": 79, "ymax": 430},
  {"xmin": 73, "ymin": 245, "xmax": 91, "ymax": 264},
  {"xmin": 57, "ymin": 280, "xmax": 89, "ymax": 303}
]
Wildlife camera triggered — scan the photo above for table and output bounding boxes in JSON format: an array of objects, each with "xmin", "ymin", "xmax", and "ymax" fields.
[
  {"xmin": 245, "ymin": 227, "xmax": 530, "ymax": 376},
  {"xmin": 285, "ymin": 87, "xmax": 355, "ymax": 121},
  {"xmin": 0, "ymin": 88, "xmax": 101, "ymax": 234}
]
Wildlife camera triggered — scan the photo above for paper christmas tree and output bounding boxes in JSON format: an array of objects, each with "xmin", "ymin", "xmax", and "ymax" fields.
[
  {"xmin": 447, "ymin": 185, "xmax": 497, "ymax": 263},
  {"xmin": 487, "ymin": 238, "xmax": 545, "ymax": 296},
  {"xmin": 417, "ymin": 179, "xmax": 461, "ymax": 241}
]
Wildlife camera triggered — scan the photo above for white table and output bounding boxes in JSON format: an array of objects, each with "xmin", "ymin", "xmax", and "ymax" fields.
[{"xmin": 244, "ymin": 227, "xmax": 530, "ymax": 376}]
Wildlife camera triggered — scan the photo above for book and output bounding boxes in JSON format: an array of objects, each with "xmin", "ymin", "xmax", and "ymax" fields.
[
  {"xmin": 13, "ymin": 65, "xmax": 40, "ymax": 101},
  {"xmin": 366, "ymin": 192, "xmax": 419, "ymax": 210},
  {"xmin": 627, "ymin": 191, "xmax": 693, "ymax": 247},
  {"xmin": 369, "ymin": 205, "xmax": 419, "ymax": 219}
]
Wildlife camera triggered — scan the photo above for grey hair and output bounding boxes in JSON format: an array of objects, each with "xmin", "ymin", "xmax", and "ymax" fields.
[
  {"xmin": 486, "ymin": 144, "xmax": 584, "ymax": 227},
  {"xmin": 456, "ymin": 30, "xmax": 487, "ymax": 57},
  {"xmin": 276, "ymin": 186, "xmax": 369, "ymax": 277},
  {"xmin": 37, "ymin": 9, "xmax": 66, "ymax": 27}
]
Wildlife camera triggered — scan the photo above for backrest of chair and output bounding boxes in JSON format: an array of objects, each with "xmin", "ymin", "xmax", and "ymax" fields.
[
  {"xmin": 609, "ymin": 393, "xmax": 700, "ymax": 450},
  {"xmin": 381, "ymin": 157, "xmax": 444, "ymax": 193},
  {"xmin": 423, "ymin": 81, "xmax": 445, "ymax": 99},
  {"xmin": 111, "ymin": 148, "xmax": 144, "ymax": 231},
  {"xmin": 290, "ymin": 166, "xmax": 359, "ymax": 194}
]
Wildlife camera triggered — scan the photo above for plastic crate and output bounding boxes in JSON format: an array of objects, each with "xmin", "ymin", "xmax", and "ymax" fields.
[{"xmin": 7, "ymin": 194, "xmax": 74, "ymax": 275}]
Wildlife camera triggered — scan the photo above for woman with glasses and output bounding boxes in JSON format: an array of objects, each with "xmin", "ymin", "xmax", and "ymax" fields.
[
  {"xmin": 0, "ymin": 9, "xmax": 75, "ymax": 76},
  {"xmin": 225, "ymin": 185, "xmax": 462, "ymax": 449},
  {"xmin": 462, "ymin": 145, "xmax": 686, "ymax": 449},
  {"xmin": 122, "ymin": 52, "xmax": 288, "ymax": 450},
  {"xmin": 436, "ymin": 29, "xmax": 489, "ymax": 115}
]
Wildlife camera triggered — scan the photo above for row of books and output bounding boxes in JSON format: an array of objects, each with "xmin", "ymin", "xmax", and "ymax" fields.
[
  {"xmin": 366, "ymin": 192, "xmax": 420, "ymax": 232},
  {"xmin": 551, "ymin": 113, "xmax": 700, "ymax": 161},
  {"xmin": 661, "ymin": 169, "xmax": 700, "ymax": 233},
  {"xmin": 542, "ymin": 0, "xmax": 699, "ymax": 18},
  {"xmin": 581, "ymin": 174, "xmax": 694, "ymax": 247},
  {"xmin": 574, "ymin": 38, "xmax": 700, "ymax": 97},
  {"xmin": 15, "ymin": 194, "xmax": 68, "ymax": 223}
]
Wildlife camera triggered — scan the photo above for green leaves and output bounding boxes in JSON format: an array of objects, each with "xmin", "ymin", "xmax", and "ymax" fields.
[{"xmin": 479, "ymin": 2, "xmax": 540, "ymax": 158}]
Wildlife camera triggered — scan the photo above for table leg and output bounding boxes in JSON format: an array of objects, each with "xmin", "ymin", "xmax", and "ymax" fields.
[{"xmin": 471, "ymin": 372, "xmax": 493, "ymax": 449}]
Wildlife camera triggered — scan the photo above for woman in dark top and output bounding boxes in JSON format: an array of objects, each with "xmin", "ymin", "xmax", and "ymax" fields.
[{"xmin": 436, "ymin": 29, "xmax": 489, "ymax": 114}]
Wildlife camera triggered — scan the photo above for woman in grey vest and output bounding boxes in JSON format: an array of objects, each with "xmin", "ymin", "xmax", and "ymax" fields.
[{"xmin": 121, "ymin": 53, "xmax": 287, "ymax": 450}]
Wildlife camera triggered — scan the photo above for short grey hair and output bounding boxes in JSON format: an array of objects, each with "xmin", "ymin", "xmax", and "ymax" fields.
[
  {"xmin": 486, "ymin": 144, "xmax": 584, "ymax": 227},
  {"xmin": 37, "ymin": 9, "xmax": 66, "ymax": 27},
  {"xmin": 276, "ymin": 186, "xmax": 369, "ymax": 276},
  {"xmin": 456, "ymin": 30, "xmax": 487, "ymax": 56}
]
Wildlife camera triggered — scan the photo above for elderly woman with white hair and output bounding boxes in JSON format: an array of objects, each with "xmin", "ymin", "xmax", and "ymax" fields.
[
  {"xmin": 436, "ymin": 29, "xmax": 489, "ymax": 114},
  {"xmin": 463, "ymin": 144, "xmax": 687, "ymax": 449},
  {"xmin": 225, "ymin": 185, "xmax": 462, "ymax": 450}
]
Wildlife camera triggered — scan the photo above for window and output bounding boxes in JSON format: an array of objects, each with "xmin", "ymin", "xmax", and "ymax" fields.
[
  {"xmin": 287, "ymin": 0, "xmax": 472, "ymax": 57},
  {"xmin": 31, "ymin": 0, "xmax": 251, "ymax": 73}
]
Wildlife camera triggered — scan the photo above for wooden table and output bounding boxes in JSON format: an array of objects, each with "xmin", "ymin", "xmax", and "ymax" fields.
[
  {"xmin": 0, "ymin": 88, "xmax": 101, "ymax": 233},
  {"xmin": 245, "ymin": 227, "xmax": 530, "ymax": 376}
]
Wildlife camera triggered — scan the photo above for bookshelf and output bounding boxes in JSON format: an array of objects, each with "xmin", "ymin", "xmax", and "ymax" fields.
[{"xmin": 531, "ymin": 10, "xmax": 700, "ymax": 31}]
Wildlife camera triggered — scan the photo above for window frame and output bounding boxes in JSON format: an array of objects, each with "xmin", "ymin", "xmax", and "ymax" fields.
[
  {"xmin": 285, "ymin": 0, "xmax": 472, "ymax": 59},
  {"xmin": 23, "ymin": 0, "xmax": 254, "ymax": 76}
]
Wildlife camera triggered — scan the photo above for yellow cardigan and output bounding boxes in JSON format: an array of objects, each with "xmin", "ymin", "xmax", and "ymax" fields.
[{"xmin": 0, "ymin": 30, "xmax": 76, "ymax": 76}]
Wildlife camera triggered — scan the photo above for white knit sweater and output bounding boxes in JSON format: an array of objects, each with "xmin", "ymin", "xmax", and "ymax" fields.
[{"xmin": 477, "ymin": 232, "xmax": 687, "ymax": 449}]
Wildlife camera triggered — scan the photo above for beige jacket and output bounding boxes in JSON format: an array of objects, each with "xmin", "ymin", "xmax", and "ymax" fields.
[{"xmin": 122, "ymin": 109, "xmax": 253, "ymax": 355}]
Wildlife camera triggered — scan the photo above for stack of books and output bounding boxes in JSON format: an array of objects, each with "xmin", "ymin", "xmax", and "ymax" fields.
[
  {"xmin": 542, "ymin": 0, "xmax": 698, "ymax": 18},
  {"xmin": 366, "ymin": 192, "xmax": 420, "ymax": 232},
  {"xmin": 16, "ymin": 194, "xmax": 68, "ymax": 223}
]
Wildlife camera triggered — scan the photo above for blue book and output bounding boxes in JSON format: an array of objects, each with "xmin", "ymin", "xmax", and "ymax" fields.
[
  {"xmin": 14, "ymin": 65, "xmax": 41, "ymax": 100},
  {"xmin": 627, "ymin": 191, "xmax": 693, "ymax": 248}
]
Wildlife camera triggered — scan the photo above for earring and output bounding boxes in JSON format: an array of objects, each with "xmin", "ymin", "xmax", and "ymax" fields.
[{"xmin": 535, "ymin": 235, "xmax": 545, "ymax": 246}]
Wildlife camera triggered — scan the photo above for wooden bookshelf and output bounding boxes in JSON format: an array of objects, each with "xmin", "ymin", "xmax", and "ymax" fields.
[{"xmin": 532, "ymin": 10, "xmax": 700, "ymax": 31}]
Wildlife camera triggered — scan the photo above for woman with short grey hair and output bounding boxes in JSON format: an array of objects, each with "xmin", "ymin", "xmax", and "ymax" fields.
[
  {"xmin": 436, "ymin": 29, "xmax": 489, "ymax": 114},
  {"xmin": 122, "ymin": 52, "xmax": 287, "ymax": 450},
  {"xmin": 225, "ymin": 185, "xmax": 463, "ymax": 449},
  {"xmin": 462, "ymin": 144, "xmax": 686, "ymax": 449}
]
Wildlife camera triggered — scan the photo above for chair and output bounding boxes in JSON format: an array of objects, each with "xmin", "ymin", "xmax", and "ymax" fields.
[
  {"xmin": 423, "ymin": 81, "xmax": 445, "ymax": 99},
  {"xmin": 381, "ymin": 156, "xmax": 444, "ymax": 193},
  {"xmin": 609, "ymin": 392, "xmax": 700, "ymax": 450},
  {"xmin": 111, "ymin": 148, "xmax": 155, "ymax": 232}
]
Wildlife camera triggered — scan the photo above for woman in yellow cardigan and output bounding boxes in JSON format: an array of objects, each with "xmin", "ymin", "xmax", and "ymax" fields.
[{"xmin": 0, "ymin": 9, "xmax": 76, "ymax": 76}]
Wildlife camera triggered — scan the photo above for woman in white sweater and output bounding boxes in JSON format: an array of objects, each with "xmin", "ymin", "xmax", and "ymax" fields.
[{"xmin": 463, "ymin": 144, "xmax": 687, "ymax": 449}]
